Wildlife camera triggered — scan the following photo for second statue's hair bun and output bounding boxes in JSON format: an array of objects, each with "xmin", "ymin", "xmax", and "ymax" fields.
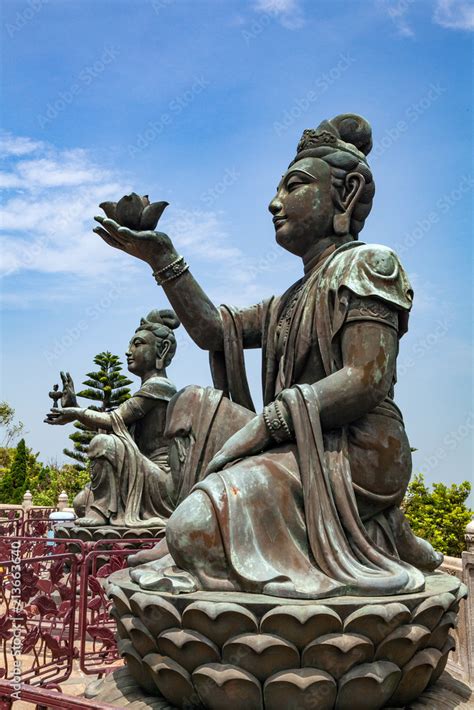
[
  {"xmin": 145, "ymin": 309, "xmax": 180, "ymax": 330},
  {"xmin": 329, "ymin": 114, "xmax": 373, "ymax": 156}
]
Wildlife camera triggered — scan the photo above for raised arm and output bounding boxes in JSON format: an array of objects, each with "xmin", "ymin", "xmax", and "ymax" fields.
[{"xmin": 94, "ymin": 217, "xmax": 224, "ymax": 350}]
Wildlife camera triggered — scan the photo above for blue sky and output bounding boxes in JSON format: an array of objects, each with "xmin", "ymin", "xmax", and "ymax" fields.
[{"xmin": 1, "ymin": 0, "xmax": 473, "ymax": 499}]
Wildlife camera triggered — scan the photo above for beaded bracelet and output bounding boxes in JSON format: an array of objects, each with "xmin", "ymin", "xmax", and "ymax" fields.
[
  {"xmin": 153, "ymin": 255, "xmax": 189, "ymax": 285},
  {"xmin": 263, "ymin": 400, "xmax": 292, "ymax": 444}
]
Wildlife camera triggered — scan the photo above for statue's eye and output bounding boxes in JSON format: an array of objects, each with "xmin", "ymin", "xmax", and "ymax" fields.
[{"xmin": 286, "ymin": 177, "xmax": 305, "ymax": 191}]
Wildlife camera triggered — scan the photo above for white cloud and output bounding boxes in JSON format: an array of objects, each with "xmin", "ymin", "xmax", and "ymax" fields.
[
  {"xmin": 433, "ymin": 0, "xmax": 474, "ymax": 30},
  {"xmin": 0, "ymin": 135, "xmax": 257, "ymax": 306},
  {"xmin": 0, "ymin": 133, "xmax": 44, "ymax": 158},
  {"xmin": 254, "ymin": 0, "xmax": 304, "ymax": 29}
]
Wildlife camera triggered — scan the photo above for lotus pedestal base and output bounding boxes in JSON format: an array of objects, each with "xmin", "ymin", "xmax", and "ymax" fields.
[
  {"xmin": 55, "ymin": 524, "xmax": 164, "ymax": 544},
  {"xmin": 104, "ymin": 571, "xmax": 466, "ymax": 709}
]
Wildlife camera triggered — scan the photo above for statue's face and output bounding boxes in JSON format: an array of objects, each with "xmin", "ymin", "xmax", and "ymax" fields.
[
  {"xmin": 268, "ymin": 157, "xmax": 334, "ymax": 256},
  {"xmin": 126, "ymin": 330, "xmax": 156, "ymax": 375}
]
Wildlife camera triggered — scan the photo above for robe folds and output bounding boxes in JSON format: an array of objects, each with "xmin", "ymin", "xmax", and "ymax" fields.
[
  {"xmin": 88, "ymin": 376, "xmax": 177, "ymax": 526},
  {"xmin": 168, "ymin": 242, "xmax": 425, "ymax": 598}
]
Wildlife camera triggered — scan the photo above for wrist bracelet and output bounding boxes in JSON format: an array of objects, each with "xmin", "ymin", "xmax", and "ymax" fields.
[
  {"xmin": 153, "ymin": 255, "xmax": 189, "ymax": 285},
  {"xmin": 263, "ymin": 400, "xmax": 292, "ymax": 444}
]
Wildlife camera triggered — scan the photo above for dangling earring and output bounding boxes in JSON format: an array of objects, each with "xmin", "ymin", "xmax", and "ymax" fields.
[
  {"xmin": 155, "ymin": 355, "xmax": 164, "ymax": 370},
  {"xmin": 333, "ymin": 212, "xmax": 350, "ymax": 236}
]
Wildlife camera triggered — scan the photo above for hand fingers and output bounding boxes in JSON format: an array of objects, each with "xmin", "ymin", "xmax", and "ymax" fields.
[
  {"xmin": 60, "ymin": 371, "xmax": 67, "ymax": 386},
  {"xmin": 206, "ymin": 453, "xmax": 229, "ymax": 475},
  {"xmin": 117, "ymin": 226, "xmax": 154, "ymax": 241},
  {"xmin": 102, "ymin": 218, "xmax": 126, "ymax": 240},
  {"xmin": 93, "ymin": 226, "xmax": 125, "ymax": 251},
  {"xmin": 94, "ymin": 216, "xmax": 125, "ymax": 244}
]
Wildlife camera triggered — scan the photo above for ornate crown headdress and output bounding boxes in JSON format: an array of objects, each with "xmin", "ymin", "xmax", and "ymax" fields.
[{"xmin": 295, "ymin": 118, "xmax": 370, "ymax": 165}]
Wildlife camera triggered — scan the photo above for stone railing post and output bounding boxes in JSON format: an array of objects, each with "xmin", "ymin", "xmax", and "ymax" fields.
[
  {"xmin": 22, "ymin": 490, "xmax": 33, "ymax": 511},
  {"xmin": 57, "ymin": 491, "xmax": 69, "ymax": 511},
  {"xmin": 462, "ymin": 516, "xmax": 474, "ymax": 686}
]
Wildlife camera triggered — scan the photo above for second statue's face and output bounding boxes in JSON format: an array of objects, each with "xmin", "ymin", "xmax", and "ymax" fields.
[
  {"xmin": 126, "ymin": 330, "xmax": 156, "ymax": 375},
  {"xmin": 268, "ymin": 157, "xmax": 335, "ymax": 256}
]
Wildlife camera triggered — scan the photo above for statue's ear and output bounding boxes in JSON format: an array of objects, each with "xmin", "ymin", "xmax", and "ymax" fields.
[
  {"xmin": 156, "ymin": 339, "xmax": 171, "ymax": 369},
  {"xmin": 333, "ymin": 172, "xmax": 365, "ymax": 236}
]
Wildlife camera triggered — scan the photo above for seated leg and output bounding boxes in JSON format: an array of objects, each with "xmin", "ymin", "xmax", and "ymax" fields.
[{"xmin": 130, "ymin": 489, "xmax": 235, "ymax": 593}]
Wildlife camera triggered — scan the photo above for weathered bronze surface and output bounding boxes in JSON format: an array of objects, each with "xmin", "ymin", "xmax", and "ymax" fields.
[
  {"xmin": 102, "ymin": 572, "xmax": 466, "ymax": 709},
  {"xmin": 92, "ymin": 114, "xmax": 442, "ymax": 599},
  {"xmin": 46, "ymin": 113, "xmax": 457, "ymax": 708},
  {"xmin": 45, "ymin": 310, "xmax": 180, "ymax": 528}
]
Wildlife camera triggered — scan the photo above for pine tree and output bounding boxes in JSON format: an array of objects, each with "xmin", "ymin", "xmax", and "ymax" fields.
[
  {"xmin": 0, "ymin": 438, "xmax": 28, "ymax": 504},
  {"xmin": 63, "ymin": 352, "xmax": 132, "ymax": 469}
]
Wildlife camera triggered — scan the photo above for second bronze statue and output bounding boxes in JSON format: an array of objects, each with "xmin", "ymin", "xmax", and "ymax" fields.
[{"xmin": 45, "ymin": 309, "xmax": 180, "ymax": 529}]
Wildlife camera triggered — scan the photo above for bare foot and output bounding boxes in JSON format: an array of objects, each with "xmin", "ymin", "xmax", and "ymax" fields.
[
  {"xmin": 128, "ymin": 538, "xmax": 169, "ymax": 568},
  {"xmin": 138, "ymin": 565, "xmax": 199, "ymax": 594},
  {"xmin": 130, "ymin": 553, "xmax": 174, "ymax": 585},
  {"xmin": 75, "ymin": 511, "xmax": 108, "ymax": 527}
]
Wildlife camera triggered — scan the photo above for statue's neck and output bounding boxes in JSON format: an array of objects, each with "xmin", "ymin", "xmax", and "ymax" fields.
[
  {"xmin": 302, "ymin": 235, "xmax": 354, "ymax": 276},
  {"xmin": 141, "ymin": 368, "xmax": 167, "ymax": 385}
]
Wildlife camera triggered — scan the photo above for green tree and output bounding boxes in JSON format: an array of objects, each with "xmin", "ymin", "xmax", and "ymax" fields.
[
  {"xmin": 0, "ymin": 438, "xmax": 28, "ymax": 504},
  {"xmin": 0, "ymin": 401, "xmax": 24, "ymax": 447},
  {"xmin": 64, "ymin": 351, "xmax": 132, "ymax": 469},
  {"xmin": 30, "ymin": 461, "xmax": 90, "ymax": 506},
  {"xmin": 403, "ymin": 473, "xmax": 473, "ymax": 557}
]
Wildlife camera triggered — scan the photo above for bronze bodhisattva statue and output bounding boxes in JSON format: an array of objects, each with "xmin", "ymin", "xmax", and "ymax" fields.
[
  {"xmin": 46, "ymin": 114, "xmax": 464, "ymax": 710},
  {"xmin": 91, "ymin": 114, "xmax": 442, "ymax": 598}
]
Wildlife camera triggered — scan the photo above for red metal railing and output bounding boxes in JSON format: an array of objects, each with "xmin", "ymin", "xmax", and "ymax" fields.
[
  {"xmin": 78, "ymin": 538, "xmax": 158, "ymax": 676},
  {"xmin": 0, "ymin": 533, "xmax": 160, "ymax": 707}
]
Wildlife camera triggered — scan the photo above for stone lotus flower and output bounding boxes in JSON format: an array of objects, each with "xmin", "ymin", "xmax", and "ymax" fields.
[{"xmin": 99, "ymin": 193, "xmax": 168, "ymax": 230}]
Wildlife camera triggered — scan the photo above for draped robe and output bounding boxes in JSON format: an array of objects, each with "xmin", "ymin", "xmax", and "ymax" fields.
[{"xmin": 165, "ymin": 242, "xmax": 425, "ymax": 598}]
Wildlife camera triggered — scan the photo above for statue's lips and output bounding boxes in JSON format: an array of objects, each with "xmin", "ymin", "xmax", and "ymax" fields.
[{"xmin": 273, "ymin": 216, "xmax": 287, "ymax": 229}]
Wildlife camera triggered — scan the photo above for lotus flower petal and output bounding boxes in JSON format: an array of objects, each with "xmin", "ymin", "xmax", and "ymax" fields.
[
  {"xmin": 116, "ymin": 193, "xmax": 144, "ymax": 229},
  {"xmin": 140, "ymin": 201, "xmax": 169, "ymax": 231},
  {"xmin": 141, "ymin": 195, "xmax": 150, "ymax": 206},
  {"xmin": 99, "ymin": 201, "xmax": 118, "ymax": 221}
]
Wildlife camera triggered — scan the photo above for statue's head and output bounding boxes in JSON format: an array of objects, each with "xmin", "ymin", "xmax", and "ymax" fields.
[
  {"xmin": 269, "ymin": 114, "xmax": 374, "ymax": 256},
  {"xmin": 126, "ymin": 309, "xmax": 180, "ymax": 376}
]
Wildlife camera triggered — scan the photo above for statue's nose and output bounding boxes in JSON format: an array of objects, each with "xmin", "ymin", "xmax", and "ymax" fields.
[{"xmin": 269, "ymin": 196, "xmax": 283, "ymax": 216}]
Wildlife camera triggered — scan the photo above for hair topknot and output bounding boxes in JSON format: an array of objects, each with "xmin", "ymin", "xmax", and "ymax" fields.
[
  {"xmin": 145, "ymin": 309, "xmax": 180, "ymax": 330},
  {"xmin": 328, "ymin": 114, "xmax": 372, "ymax": 157}
]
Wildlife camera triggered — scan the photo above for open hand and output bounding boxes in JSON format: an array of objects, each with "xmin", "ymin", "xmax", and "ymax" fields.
[
  {"xmin": 93, "ymin": 217, "xmax": 177, "ymax": 271},
  {"xmin": 44, "ymin": 408, "xmax": 78, "ymax": 426}
]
